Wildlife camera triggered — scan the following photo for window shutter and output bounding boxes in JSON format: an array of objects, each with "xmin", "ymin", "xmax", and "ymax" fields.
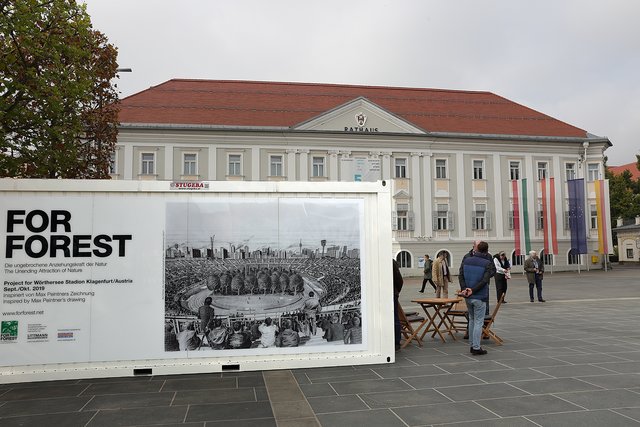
[
  {"xmin": 391, "ymin": 212, "xmax": 398, "ymax": 231},
  {"xmin": 508, "ymin": 210, "xmax": 514, "ymax": 230},
  {"xmin": 432, "ymin": 212, "xmax": 438, "ymax": 231},
  {"xmin": 448, "ymin": 211, "xmax": 455, "ymax": 230},
  {"xmin": 408, "ymin": 212, "xmax": 415, "ymax": 231},
  {"xmin": 471, "ymin": 212, "xmax": 477, "ymax": 230}
]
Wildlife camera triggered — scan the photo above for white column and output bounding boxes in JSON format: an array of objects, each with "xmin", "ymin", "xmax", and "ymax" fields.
[
  {"xmin": 329, "ymin": 150, "xmax": 339, "ymax": 181},
  {"xmin": 423, "ymin": 153, "xmax": 433, "ymax": 237},
  {"xmin": 164, "ymin": 145, "xmax": 174, "ymax": 180},
  {"xmin": 493, "ymin": 153, "xmax": 504, "ymax": 238},
  {"xmin": 287, "ymin": 149, "xmax": 297, "ymax": 180},
  {"xmin": 381, "ymin": 152, "xmax": 391, "ymax": 181},
  {"xmin": 124, "ymin": 145, "xmax": 133, "ymax": 180},
  {"xmin": 251, "ymin": 147, "xmax": 260, "ymax": 180},
  {"xmin": 208, "ymin": 147, "xmax": 217, "ymax": 180},
  {"xmin": 455, "ymin": 152, "xmax": 466, "ymax": 236},
  {"xmin": 411, "ymin": 152, "xmax": 423, "ymax": 237},
  {"xmin": 299, "ymin": 149, "xmax": 309, "ymax": 181},
  {"xmin": 524, "ymin": 154, "xmax": 536, "ymax": 245}
]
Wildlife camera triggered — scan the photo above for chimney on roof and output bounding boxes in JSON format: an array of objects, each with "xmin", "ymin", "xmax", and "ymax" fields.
[
  {"xmin": 617, "ymin": 217, "xmax": 623, "ymax": 227},
  {"xmin": 636, "ymin": 216, "xmax": 640, "ymax": 226}
]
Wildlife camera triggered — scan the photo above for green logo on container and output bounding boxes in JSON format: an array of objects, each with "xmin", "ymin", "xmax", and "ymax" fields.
[{"xmin": 1, "ymin": 320, "xmax": 18, "ymax": 341}]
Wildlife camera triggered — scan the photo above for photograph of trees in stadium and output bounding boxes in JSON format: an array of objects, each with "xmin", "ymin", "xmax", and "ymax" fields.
[{"xmin": 163, "ymin": 197, "xmax": 365, "ymax": 354}]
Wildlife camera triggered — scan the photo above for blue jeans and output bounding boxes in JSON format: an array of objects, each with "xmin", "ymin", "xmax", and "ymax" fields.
[{"xmin": 466, "ymin": 299, "xmax": 486, "ymax": 350}]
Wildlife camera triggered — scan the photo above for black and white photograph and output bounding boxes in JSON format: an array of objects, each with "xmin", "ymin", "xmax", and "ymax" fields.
[{"xmin": 163, "ymin": 197, "xmax": 366, "ymax": 354}]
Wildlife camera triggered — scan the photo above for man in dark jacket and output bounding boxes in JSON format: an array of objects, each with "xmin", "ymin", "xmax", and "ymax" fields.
[{"xmin": 459, "ymin": 241, "xmax": 495, "ymax": 355}]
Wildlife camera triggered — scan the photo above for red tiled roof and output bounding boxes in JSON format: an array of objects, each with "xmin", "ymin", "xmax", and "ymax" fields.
[
  {"xmin": 119, "ymin": 79, "xmax": 588, "ymax": 138},
  {"xmin": 609, "ymin": 162, "xmax": 640, "ymax": 180}
]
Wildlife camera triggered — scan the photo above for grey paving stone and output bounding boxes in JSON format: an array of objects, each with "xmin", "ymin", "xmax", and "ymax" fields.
[
  {"xmin": 301, "ymin": 367, "xmax": 361, "ymax": 380},
  {"xmin": 406, "ymin": 354, "xmax": 477, "ymax": 365},
  {"xmin": 527, "ymin": 409, "xmax": 640, "ymax": 427},
  {"xmin": 555, "ymin": 389, "xmax": 640, "ymax": 410},
  {"xmin": 576, "ymin": 373, "xmax": 640, "ymax": 389},
  {"xmin": 433, "ymin": 417, "xmax": 538, "ymax": 426},
  {"xmin": 83, "ymin": 391, "xmax": 174, "ymax": 410},
  {"xmin": 205, "ymin": 419, "xmax": 276, "ymax": 427},
  {"xmin": 317, "ymin": 408, "xmax": 405, "ymax": 427},
  {"xmin": 594, "ymin": 361, "xmax": 640, "ymax": 374},
  {"xmin": 515, "ymin": 347, "xmax": 586, "ymax": 358},
  {"xmin": 436, "ymin": 382, "xmax": 529, "ymax": 402},
  {"xmin": 299, "ymin": 383, "xmax": 337, "ymax": 398},
  {"xmin": 553, "ymin": 353, "xmax": 629, "ymax": 364},
  {"xmin": 477, "ymin": 394, "xmax": 584, "ymax": 417},
  {"xmin": 0, "ymin": 384, "xmax": 88, "ymax": 401},
  {"xmin": 292, "ymin": 372, "xmax": 311, "ymax": 385},
  {"xmin": 612, "ymin": 407, "xmax": 640, "ymax": 422},
  {"xmin": 186, "ymin": 401, "xmax": 273, "ymax": 422},
  {"xmin": 255, "ymin": 386, "xmax": 269, "ymax": 401},
  {"xmin": 276, "ymin": 417, "xmax": 320, "ymax": 427},
  {"xmin": 0, "ymin": 410, "xmax": 96, "ymax": 427},
  {"xmin": 371, "ymin": 364, "xmax": 447, "ymax": 378},
  {"xmin": 160, "ymin": 377, "xmax": 237, "ymax": 392},
  {"xmin": 329, "ymin": 379, "xmax": 411, "ymax": 395},
  {"xmin": 508, "ymin": 378, "xmax": 603, "ymax": 394},
  {"xmin": 471, "ymin": 368, "xmax": 554, "ymax": 382},
  {"xmin": 0, "ymin": 396, "xmax": 91, "ymax": 417},
  {"xmin": 308, "ymin": 372, "xmax": 381, "ymax": 384},
  {"xmin": 403, "ymin": 373, "xmax": 486, "ymax": 389},
  {"xmin": 359, "ymin": 388, "xmax": 451, "ymax": 408},
  {"xmin": 495, "ymin": 357, "xmax": 570, "ymax": 369},
  {"xmin": 533, "ymin": 364, "xmax": 618, "ymax": 378},
  {"xmin": 237, "ymin": 375, "xmax": 265, "ymax": 388},
  {"xmin": 86, "ymin": 405, "xmax": 187, "ymax": 426},
  {"xmin": 609, "ymin": 351, "xmax": 640, "ymax": 361},
  {"xmin": 307, "ymin": 395, "xmax": 368, "ymax": 413},
  {"xmin": 172, "ymin": 388, "xmax": 256, "ymax": 405},
  {"xmin": 81, "ymin": 381, "xmax": 163, "ymax": 396},
  {"xmin": 271, "ymin": 400, "xmax": 315, "ymax": 419},
  {"xmin": 434, "ymin": 360, "xmax": 510, "ymax": 374},
  {"xmin": 392, "ymin": 401, "xmax": 496, "ymax": 425}
]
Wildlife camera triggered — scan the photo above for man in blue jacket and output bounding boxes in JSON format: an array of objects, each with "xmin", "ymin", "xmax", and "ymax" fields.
[{"xmin": 458, "ymin": 241, "xmax": 495, "ymax": 355}]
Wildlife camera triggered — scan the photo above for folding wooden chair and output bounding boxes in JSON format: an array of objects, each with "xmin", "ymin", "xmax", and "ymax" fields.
[
  {"xmin": 482, "ymin": 293, "xmax": 505, "ymax": 345},
  {"xmin": 398, "ymin": 304, "xmax": 425, "ymax": 349},
  {"xmin": 446, "ymin": 299, "xmax": 468, "ymax": 335}
]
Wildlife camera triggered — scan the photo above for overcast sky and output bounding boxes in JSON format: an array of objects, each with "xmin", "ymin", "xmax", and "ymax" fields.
[{"xmin": 83, "ymin": 0, "xmax": 639, "ymax": 166}]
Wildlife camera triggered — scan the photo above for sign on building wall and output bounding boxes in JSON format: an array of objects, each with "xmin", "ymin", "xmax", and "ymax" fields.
[
  {"xmin": 340, "ymin": 157, "xmax": 381, "ymax": 182},
  {"xmin": 0, "ymin": 180, "xmax": 392, "ymax": 382}
]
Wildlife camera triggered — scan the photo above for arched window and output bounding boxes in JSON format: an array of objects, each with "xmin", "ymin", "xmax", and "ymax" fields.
[
  {"xmin": 540, "ymin": 250, "xmax": 554, "ymax": 266},
  {"xmin": 435, "ymin": 249, "xmax": 452, "ymax": 268},
  {"xmin": 511, "ymin": 250, "xmax": 525, "ymax": 266},
  {"xmin": 396, "ymin": 251, "xmax": 412, "ymax": 268},
  {"xmin": 567, "ymin": 249, "xmax": 581, "ymax": 265}
]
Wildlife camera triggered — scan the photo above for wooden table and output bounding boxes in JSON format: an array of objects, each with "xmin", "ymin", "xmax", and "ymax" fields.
[{"xmin": 408, "ymin": 297, "xmax": 463, "ymax": 344}]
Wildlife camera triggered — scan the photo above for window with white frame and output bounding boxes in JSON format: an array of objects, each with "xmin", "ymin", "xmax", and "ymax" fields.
[
  {"xmin": 435, "ymin": 159, "xmax": 447, "ymax": 179},
  {"xmin": 508, "ymin": 209, "xmax": 515, "ymax": 230},
  {"xmin": 396, "ymin": 251, "xmax": 412, "ymax": 268},
  {"xmin": 396, "ymin": 203, "xmax": 409, "ymax": 230},
  {"xmin": 590, "ymin": 203, "xmax": 597, "ymax": 229},
  {"xmin": 627, "ymin": 248, "xmax": 634, "ymax": 259},
  {"xmin": 473, "ymin": 160, "xmax": 484, "ymax": 180},
  {"xmin": 228, "ymin": 154, "xmax": 241, "ymax": 176},
  {"xmin": 565, "ymin": 162, "xmax": 576, "ymax": 181},
  {"xmin": 587, "ymin": 163, "xmax": 599, "ymax": 181},
  {"xmin": 472, "ymin": 203, "xmax": 488, "ymax": 230},
  {"xmin": 109, "ymin": 152, "xmax": 117, "ymax": 174},
  {"xmin": 568, "ymin": 250, "xmax": 580, "ymax": 265},
  {"xmin": 312, "ymin": 156, "xmax": 325, "ymax": 177},
  {"xmin": 535, "ymin": 203, "xmax": 544, "ymax": 230},
  {"xmin": 141, "ymin": 153, "xmax": 155, "ymax": 175},
  {"xmin": 542, "ymin": 251, "xmax": 554, "ymax": 266},
  {"xmin": 537, "ymin": 161, "xmax": 548, "ymax": 180},
  {"xmin": 509, "ymin": 161, "xmax": 520, "ymax": 180},
  {"xmin": 511, "ymin": 252, "xmax": 525, "ymax": 266},
  {"xmin": 183, "ymin": 153, "xmax": 197, "ymax": 175},
  {"xmin": 270, "ymin": 155, "xmax": 283, "ymax": 176},
  {"xmin": 395, "ymin": 158, "xmax": 407, "ymax": 178},
  {"xmin": 434, "ymin": 204, "xmax": 453, "ymax": 230}
]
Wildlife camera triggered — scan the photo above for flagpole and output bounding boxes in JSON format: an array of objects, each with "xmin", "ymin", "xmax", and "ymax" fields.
[{"xmin": 583, "ymin": 142, "xmax": 590, "ymax": 272}]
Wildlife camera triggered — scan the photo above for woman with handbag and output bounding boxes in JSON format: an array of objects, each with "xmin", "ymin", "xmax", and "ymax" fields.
[{"xmin": 493, "ymin": 251, "xmax": 510, "ymax": 303}]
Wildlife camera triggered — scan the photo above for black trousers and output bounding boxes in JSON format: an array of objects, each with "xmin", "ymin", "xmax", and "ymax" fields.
[
  {"xmin": 495, "ymin": 274, "xmax": 508, "ymax": 301},
  {"xmin": 420, "ymin": 278, "xmax": 436, "ymax": 292}
]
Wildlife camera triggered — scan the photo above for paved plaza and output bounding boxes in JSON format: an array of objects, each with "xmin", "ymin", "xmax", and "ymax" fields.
[{"xmin": 1, "ymin": 264, "xmax": 639, "ymax": 426}]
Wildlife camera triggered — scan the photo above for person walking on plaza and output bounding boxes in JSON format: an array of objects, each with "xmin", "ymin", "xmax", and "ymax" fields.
[
  {"xmin": 419, "ymin": 254, "xmax": 435, "ymax": 293},
  {"xmin": 458, "ymin": 241, "xmax": 494, "ymax": 355},
  {"xmin": 524, "ymin": 250, "xmax": 545, "ymax": 302},
  {"xmin": 493, "ymin": 251, "xmax": 511, "ymax": 303},
  {"xmin": 432, "ymin": 251, "xmax": 451, "ymax": 298}
]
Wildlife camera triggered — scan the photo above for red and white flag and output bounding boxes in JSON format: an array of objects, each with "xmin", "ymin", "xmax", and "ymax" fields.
[{"xmin": 595, "ymin": 179, "xmax": 613, "ymax": 254}]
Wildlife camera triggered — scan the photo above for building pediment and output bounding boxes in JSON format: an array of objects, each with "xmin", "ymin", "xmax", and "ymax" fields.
[{"xmin": 293, "ymin": 97, "xmax": 425, "ymax": 134}]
